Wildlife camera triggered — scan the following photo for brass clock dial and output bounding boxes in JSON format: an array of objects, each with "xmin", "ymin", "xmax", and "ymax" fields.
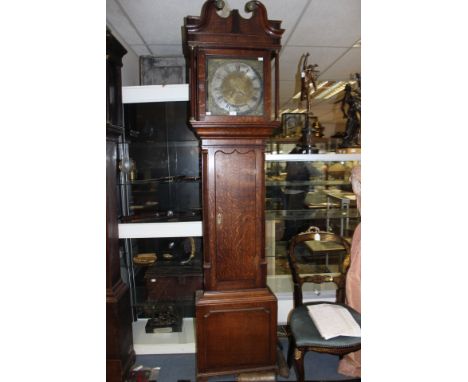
[{"xmin": 206, "ymin": 58, "xmax": 264, "ymax": 116}]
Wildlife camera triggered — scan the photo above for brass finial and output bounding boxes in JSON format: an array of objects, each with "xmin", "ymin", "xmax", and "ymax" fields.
[
  {"xmin": 245, "ymin": 1, "xmax": 258, "ymax": 12},
  {"xmin": 215, "ymin": 0, "xmax": 225, "ymax": 10}
]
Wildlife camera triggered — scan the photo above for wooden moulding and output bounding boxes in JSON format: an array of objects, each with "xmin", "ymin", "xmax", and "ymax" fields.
[
  {"xmin": 184, "ymin": 0, "xmax": 284, "ymax": 50},
  {"xmin": 189, "ymin": 122, "xmax": 279, "ymax": 139},
  {"xmin": 183, "ymin": 0, "xmax": 284, "ymax": 128}
]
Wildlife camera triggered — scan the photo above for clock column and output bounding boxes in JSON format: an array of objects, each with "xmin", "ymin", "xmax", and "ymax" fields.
[{"xmin": 183, "ymin": 1, "xmax": 284, "ymax": 380}]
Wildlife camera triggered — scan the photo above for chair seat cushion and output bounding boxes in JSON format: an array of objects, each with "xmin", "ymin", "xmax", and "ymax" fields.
[{"xmin": 289, "ymin": 302, "xmax": 361, "ymax": 348}]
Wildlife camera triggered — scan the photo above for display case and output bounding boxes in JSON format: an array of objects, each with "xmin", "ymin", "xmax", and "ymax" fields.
[
  {"xmin": 264, "ymin": 144, "xmax": 360, "ymax": 304},
  {"xmin": 119, "ymin": 84, "xmax": 362, "ymax": 348},
  {"xmin": 119, "ymin": 101, "xmax": 200, "ymax": 223},
  {"xmin": 118, "ymin": 93, "xmax": 203, "ymax": 335}
]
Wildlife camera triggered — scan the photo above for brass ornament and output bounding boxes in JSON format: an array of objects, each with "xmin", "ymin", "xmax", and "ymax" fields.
[
  {"xmin": 221, "ymin": 71, "xmax": 255, "ymax": 107},
  {"xmin": 133, "ymin": 253, "xmax": 157, "ymax": 265},
  {"xmin": 294, "ymin": 348, "xmax": 303, "ymax": 360},
  {"xmin": 180, "ymin": 237, "xmax": 196, "ymax": 265}
]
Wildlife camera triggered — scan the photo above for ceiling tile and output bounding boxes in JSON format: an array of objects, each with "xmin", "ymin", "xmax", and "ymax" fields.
[
  {"xmin": 279, "ymin": 46, "xmax": 348, "ymax": 82},
  {"xmin": 118, "ymin": 0, "xmax": 207, "ymax": 45},
  {"xmin": 278, "ymin": 45, "xmax": 353, "ymax": 107},
  {"xmin": 255, "ymin": 0, "xmax": 309, "ymax": 43},
  {"xmin": 129, "ymin": 44, "xmax": 151, "ymax": 56},
  {"xmin": 147, "ymin": 44, "xmax": 184, "ymax": 56},
  {"xmin": 108, "ymin": 0, "xmax": 361, "ymax": 134},
  {"xmin": 319, "ymin": 47, "xmax": 361, "ymax": 80},
  {"xmin": 287, "ymin": 0, "xmax": 360, "ymax": 47},
  {"xmin": 118, "ymin": 0, "xmax": 308, "ymax": 46},
  {"xmin": 106, "ymin": 0, "xmax": 145, "ymax": 45}
]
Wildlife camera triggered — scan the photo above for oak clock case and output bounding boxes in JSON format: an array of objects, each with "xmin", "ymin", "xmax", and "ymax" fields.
[{"xmin": 184, "ymin": 1, "xmax": 284, "ymax": 380}]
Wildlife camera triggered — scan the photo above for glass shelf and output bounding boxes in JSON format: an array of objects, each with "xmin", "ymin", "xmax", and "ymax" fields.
[
  {"xmin": 120, "ymin": 176, "xmax": 200, "ymax": 186},
  {"xmin": 123, "ymin": 235, "xmax": 203, "ymax": 321},
  {"xmin": 119, "ymin": 101, "xmax": 200, "ymax": 226},
  {"xmin": 120, "ymin": 209, "xmax": 202, "ymax": 224},
  {"xmin": 266, "ymin": 208, "xmax": 360, "ymax": 220},
  {"xmin": 266, "ymin": 179, "xmax": 350, "ymax": 186},
  {"xmin": 265, "ymin": 153, "xmax": 361, "ymax": 162},
  {"xmin": 265, "ymin": 157, "xmax": 360, "ymax": 279}
]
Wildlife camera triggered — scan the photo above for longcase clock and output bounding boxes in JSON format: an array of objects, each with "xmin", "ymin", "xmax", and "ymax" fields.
[
  {"xmin": 183, "ymin": 1, "xmax": 284, "ymax": 380},
  {"xmin": 106, "ymin": 29, "xmax": 135, "ymax": 382}
]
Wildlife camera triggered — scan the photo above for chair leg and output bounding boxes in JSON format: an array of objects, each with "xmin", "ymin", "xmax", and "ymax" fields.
[
  {"xmin": 293, "ymin": 348, "xmax": 305, "ymax": 382},
  {"xmin": 286, "ymin": 336, "xmax": 295, "ymax": 369}
]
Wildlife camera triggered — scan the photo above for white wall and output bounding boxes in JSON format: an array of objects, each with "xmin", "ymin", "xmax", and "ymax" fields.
[
  {"xmin": 107, "ymin": 25, "xmax": 139, "ymax": 86},
  {"xmin": 121, "ymin": 47, "xmax": 139, "ymax": 86}
]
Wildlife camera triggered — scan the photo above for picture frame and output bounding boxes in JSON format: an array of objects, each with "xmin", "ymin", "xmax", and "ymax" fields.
[{"xmin": 281, "ymin": 113, "xmax": 306, "ymax": 138}]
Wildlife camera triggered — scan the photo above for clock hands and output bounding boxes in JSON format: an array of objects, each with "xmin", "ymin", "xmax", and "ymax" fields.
[{"xmin": 209, "ymin": 60, "xmax": 262, "ymax": 114}]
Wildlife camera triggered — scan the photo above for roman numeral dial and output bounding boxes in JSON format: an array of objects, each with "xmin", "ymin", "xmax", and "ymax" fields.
[{"xmin": 206, "ymin": 58, "xmax": 264, "ymax": 116}]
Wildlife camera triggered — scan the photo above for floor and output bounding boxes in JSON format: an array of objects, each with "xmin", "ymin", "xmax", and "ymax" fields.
[{"xmin": 132, "ymin": 336, "xmax": 359, "ymax": 382}]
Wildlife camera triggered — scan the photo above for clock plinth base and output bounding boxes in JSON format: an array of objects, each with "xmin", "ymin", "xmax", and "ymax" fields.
[
  {"xmin": 106, "ymin": 281, "xmax": 136, "ymax": 382},
  {"xmin": 195, "ymin": 288, "xmax": 278, "ymax": 381}
]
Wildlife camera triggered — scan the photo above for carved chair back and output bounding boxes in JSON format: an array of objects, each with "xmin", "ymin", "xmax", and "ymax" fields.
[{"xmin": 287, "ymin": 227, "xmax": 351, "ymax": 308}]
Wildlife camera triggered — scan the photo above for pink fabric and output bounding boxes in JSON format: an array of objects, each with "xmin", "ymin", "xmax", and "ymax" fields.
[{"xmin": 338, "ymin": 165, "xmax": 361, "ymax": 377}]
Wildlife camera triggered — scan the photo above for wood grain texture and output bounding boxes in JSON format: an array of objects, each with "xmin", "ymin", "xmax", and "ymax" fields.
[
  {"xmin": 215, "ymin": 148, "xmax": 257, "ymax": 283},
  {"xmin": 201, "ymin": 141, "xmax": 266, "ymax": 291},
  {"xmin": 196, "ymin": 289, "xmax": 277, "ymax": 377},
  {"xmin": 146, "ymin": 274, "xmax": 202, "ymax": 300}
]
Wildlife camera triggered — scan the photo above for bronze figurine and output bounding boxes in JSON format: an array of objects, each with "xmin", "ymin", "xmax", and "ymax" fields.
[
  {"xmin": 340, "ymin": 73, "xmax": 361, "ymax": 148},
  {"xmin": 298, "ymin": 53, "xmax": 320, "ymax": 153}
]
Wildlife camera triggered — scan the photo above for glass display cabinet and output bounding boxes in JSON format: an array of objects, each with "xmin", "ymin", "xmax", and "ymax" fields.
[
  {"xmin": 264, "ymin": 142, "xmax": 360, "ymax": 320},
  {"xmin": 118, "ymin": 83, "xmax": 362, "ymax": 343},
  {"xmin": 118, "ymin": 93, "xmax": 203, "ymax": 336}
]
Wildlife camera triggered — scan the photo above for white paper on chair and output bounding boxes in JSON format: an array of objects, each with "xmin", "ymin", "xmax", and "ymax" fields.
[{"xmin": 307, "ymin": 304, "xmax": 361, "ymax": 340}]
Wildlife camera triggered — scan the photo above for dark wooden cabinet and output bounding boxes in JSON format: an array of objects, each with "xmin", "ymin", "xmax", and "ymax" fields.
[
  {"xmin": 145, "ymin": 265, "xmax": 203, "ymax": 301},
  {"xmin": 184, "ymin": 1, "xmax": 284, "ymax": 380},
  {"xmin": 106, "ymin": 29, "xmax": 135, "ymax": 382}
]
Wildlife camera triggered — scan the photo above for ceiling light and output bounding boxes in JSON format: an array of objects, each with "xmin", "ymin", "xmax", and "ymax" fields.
[
  {"xmin": 313, "ymin": 80, "xmax": 358, "ymax": 100},
  {"xmin": 311, "ymin": 80, "xmax": 328, "ymax": 94},
  {"xmin": 292, "ymin": 91, "xmax": 302, "ymax": 100},
  {"xmin": 313, "ymin": 81, "xmax": 346, "ymax": 100},
  {"xmin": 293, "ymin": 81, "xmax": 328, "ymax": 100},
  {"xmin": 323, "ymin": 84, "xmax": 347, "ymax": 99}
]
